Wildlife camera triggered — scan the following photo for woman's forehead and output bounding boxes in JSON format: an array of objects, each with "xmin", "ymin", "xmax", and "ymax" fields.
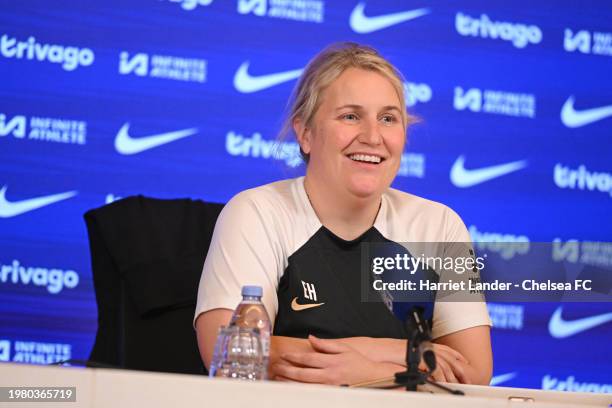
[{"xmin": 322, "ymin": 68, "xmax": 401, "ymax": 107}]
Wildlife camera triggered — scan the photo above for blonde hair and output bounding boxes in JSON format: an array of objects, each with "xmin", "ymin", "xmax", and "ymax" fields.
[{"xmin": 278, "ymin": 42, "xmax": 415, "ymax": 162}]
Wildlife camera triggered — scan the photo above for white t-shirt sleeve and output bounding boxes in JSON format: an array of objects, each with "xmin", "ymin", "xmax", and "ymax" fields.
[
  {"xmin": 194, "ymin": 190, "xmax": 283, "ymax": 327},
  {"xmin": 431, "ymin": 206, "xmax": 492, "ymax": 339}
]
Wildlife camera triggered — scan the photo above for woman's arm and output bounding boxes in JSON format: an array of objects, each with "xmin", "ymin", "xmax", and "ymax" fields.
[
  {"xmin": 195, "ymin": 308, "xmax": 233, "ymax": 370},
  {"xmin": 273, "ymin": 336, "xmax": 405, "ymax": 386},
  {"xmin": 272, "ymin": 328, "xmax": 491, "ymax": 385},
  {"xmin": 198, "ymin": 314, "xmax": 490, "ymax": 384},
  {"xmin": 338, "ymin": 327, "xmax": 492, "ymax": 385},
  {"xmin": 195, "ymin": 311, "xmax": 315, "ymax": 373},
  {"xmin": 433, "ymin": 325, "xmax": 492, "ymax": 385}
]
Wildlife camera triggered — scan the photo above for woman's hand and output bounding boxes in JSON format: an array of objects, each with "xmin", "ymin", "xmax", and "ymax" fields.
[
  {"xmin": 422, "ymin": 343, "xmax": 471, "ymax": 384},
  {"xmin": 332, "ymin": 337, "xmax": 473, "ymax": 384},
  {"xmin": 271, "ymin": 335, "xmax": 403, "ymax": 386},
  {"xmin": 268, "ymin": 325, "xmax": 492, "ymax": 386},
  {"xmin": 433, "ymin": 326, "xmax": 493, "ymax": 385}
]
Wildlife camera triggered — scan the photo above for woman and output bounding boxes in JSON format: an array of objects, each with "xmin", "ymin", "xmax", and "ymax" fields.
[{"xmin": 194, "ymin": 42, "xmax": 492, "ymax": 386}]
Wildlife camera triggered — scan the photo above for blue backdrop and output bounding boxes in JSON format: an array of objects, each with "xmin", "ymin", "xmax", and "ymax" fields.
[{"xmin": 1, "ymin": 0, "xmax": 611, "ymax": 392}]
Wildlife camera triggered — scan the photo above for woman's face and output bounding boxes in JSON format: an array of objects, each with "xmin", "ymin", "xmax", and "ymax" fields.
[{"xmin": 298, "ymin": 67, "xmax": 406, "ymax": 200}]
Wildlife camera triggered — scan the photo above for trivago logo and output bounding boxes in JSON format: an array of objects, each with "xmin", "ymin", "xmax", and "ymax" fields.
[
  {"xmin": 469, "ymin": 225, "xmax": 530, "ymax": 260},
  {"xmin": 226, "ymin": 130, "xmax": 302, "ymax": 167},
  {"xmin": 554, "ymin": 163, "xmax": 612, "ymax": 198},
  {"xmin": 542, "ymin": 375, "xmax": 612, "ymax": 393},
  {"xmin": 455, "ymin": 12, "xmax": 542, "ymax": 48},
  {"xmin": 0, "ymin": 259, "xmax": 79, "ymax": 294},
  {"xmin": 404, "ymin": 82, "xmax": 432, "ymax": 107},
  {"xmin": 164, "ymin": 0, "xmax": 213, "ymax": 11},
  {"xmin": 0, "ymin": 34, "xmax": 94, "ymax": 71}
]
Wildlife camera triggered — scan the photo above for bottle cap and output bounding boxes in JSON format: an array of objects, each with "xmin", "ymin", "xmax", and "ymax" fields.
[{"xmin": 242, "ymin": 285, "xmax": 263, "ymax": 297}]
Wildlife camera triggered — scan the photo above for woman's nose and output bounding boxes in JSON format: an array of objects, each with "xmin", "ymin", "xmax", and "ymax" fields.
[{"xmin": 357, "ymin": 118, "xmax": 383, "ymax": 145}]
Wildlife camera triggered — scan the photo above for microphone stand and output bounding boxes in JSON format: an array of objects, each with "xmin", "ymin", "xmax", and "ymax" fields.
[{"xmin": 392, "ymin": 307, "xmax": 464, "ymax": 395}]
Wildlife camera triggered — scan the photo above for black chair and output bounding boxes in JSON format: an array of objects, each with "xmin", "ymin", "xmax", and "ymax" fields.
[{"xmin": 84, "ymin": 195, "xmax": 224, "ymax": 374}]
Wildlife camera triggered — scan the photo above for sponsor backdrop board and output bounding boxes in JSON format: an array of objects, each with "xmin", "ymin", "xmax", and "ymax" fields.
[{"xmin": 1, "ymin": 0, "xmax": 611, "ymax": 392}]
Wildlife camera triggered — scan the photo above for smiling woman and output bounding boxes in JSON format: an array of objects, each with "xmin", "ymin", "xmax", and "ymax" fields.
[
  {"xmin": 294, "ymin": 67, "xmax": 406, "ymax": 217},
  {"xmin": 194, "ymin": 42, "xmax": 492, "ymax": 387}
]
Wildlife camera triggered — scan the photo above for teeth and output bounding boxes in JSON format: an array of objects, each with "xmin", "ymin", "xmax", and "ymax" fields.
[{"xmin": 349, "ymin": 154, "xmax": 382, "ymax": 164}]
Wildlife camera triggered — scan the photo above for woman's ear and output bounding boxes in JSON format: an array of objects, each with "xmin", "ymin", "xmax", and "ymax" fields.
[{"xmin": 293, "ymin": 117, "xmax": 311, "ymax": 155}]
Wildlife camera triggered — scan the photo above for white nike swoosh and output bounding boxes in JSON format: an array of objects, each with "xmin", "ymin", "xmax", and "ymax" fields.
[
  {"xmin": 233, "ymin": 61, "xmax": 303, "ymax": 93},
  {"xmin": 548, "ymin": 306, "xmax": 612, "ymax": 339},
  {"xmin": 450, "ymin": 156, "xmax": 527, "ymax": 188},
  {"xmin": 490, "ymin": 372, "xmax": 517, "ymax": 386},
  {"xmin": 114, "ymin": 123, "xmax": 198, "ymax": 155},
  {"xmin": 560, "ymin": 96, "xmax": 612, "ymax": 128},
  {"xmin": 0, "ymin": 186, "xmax": 77, "ymax": 218},
  {"xmin": 349, "ymin": 2, "xmax": 430, "ymax": 34}
]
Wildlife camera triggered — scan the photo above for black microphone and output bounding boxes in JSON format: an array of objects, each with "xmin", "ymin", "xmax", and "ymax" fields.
[{"xmin": 405, "ymin": 305, "xmax": 436, "ymax": 372}]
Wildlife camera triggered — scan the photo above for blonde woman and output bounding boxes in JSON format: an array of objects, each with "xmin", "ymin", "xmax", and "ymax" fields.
[{"xmin": 195, "ymin": 43, "xmax": 492, "ymax": 386}]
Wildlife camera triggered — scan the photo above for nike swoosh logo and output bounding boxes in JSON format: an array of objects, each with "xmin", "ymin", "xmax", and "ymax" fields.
[
  {"xmin": 291, "ymin": 297, "xmax": 325, "ymax": 311},
  {"xmin": 114, "ymin": 123, "xmax": 198, "ymax": 155},
  {"xmin": 489, "ymin": 372, "xmax": 517, "ymax": 386},
  {"xmin": 548, "ymin": 306, "xmax": 612, "ymax": 339},
  {"xmin": 561, "ymin": 96, "xmax": 612, "ymax": 128},
  {"xmin": 234, "ymin": 61, "xmax": 303, "ymax": 93},
  {"xmin": 0, "ymin": 186, "xmax": 77, "ymax": 218},
  {"xmin": 450, "ymin": 156, "xmax": 527, "ymax": 188},
  {"xmin": 349, "ymin": 2, "xmax": 430, "ymax": 34}
]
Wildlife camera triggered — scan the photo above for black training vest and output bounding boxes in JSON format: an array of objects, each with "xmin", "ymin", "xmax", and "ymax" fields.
[{"xmin": 273, "ymin": 226, "xmax": 409, "ymax": 339}]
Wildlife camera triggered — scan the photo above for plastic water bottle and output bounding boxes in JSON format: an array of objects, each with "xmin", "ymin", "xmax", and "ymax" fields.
[{"xmin": 229, "ymin": 285, "xmax": 271, "ymax": 379}]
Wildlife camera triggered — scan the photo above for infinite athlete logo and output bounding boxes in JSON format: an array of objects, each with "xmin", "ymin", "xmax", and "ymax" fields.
[
  {"xmin": 0, "ymin": 113, "xmax": 87, "ymax": 145},
  {"xmin": 450, "ymin": 156, "xmax": 527, "ymax": 188},
  {"xmin": 0, "ymin": 340, "xmax": 10, "ymax": 362},
  {"xmin": 548, "ymin": 306, "xmax": 612, "ymax": 338},
  {"xmin": 349, "ymin": 3, "xmax": 430, "ymax": 34},
  {"xmin": 118, "ymin": 51, "xmax": 207, "ymax": 83},
  {"xmin": 0, "ymin": 186, "xmax": 77, "ymax": 218},
  {"xmin": 560, "ymin": 96, "xmax": 612, "ymax": 128},
  {"xmin": 233, "ymin": 61, "xmax": 303, "ymax": 93},
  {"xmin": 114, "ymin": 123, "xmax": 198, "ymax": 155},
  {"xmin": 237, "ymin": 0, "xmax": 324, "ymax": 23},
  {"xmin": 564, "ymin": 28, "xmax": 612, "ymax": 56},
  {"xmin": 453, "ymin": 87, "xmax": 536, "ymax": 118}
]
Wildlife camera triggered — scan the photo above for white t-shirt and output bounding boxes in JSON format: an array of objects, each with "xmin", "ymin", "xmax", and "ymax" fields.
[{"xmin": 195, "ymin": 177, "xmax": 491, "ymax": 339}]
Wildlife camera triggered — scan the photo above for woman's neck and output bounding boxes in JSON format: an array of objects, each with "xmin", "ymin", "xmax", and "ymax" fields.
[{"xmin": 304, "ymin": 175, "xmax": 381, "ymax": 241}]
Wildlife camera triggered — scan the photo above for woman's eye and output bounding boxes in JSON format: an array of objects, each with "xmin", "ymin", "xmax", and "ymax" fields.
[
  {"xmin": 380, "ymin": 115, "xmax": 396, "ymax": 124},
  {"xmin": 342, "ymin": 113, "xmax": 358, "ymax": 121}
]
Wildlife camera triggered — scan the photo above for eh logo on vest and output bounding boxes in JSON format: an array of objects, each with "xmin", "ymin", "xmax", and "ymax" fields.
[{"xmin": 291, "ymin": 280, "xmax": 324, "ymax": 311}]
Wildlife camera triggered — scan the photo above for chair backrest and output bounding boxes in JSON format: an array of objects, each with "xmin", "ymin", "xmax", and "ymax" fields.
[{"xmin": 84, "ymin": 195, "xmax": 224, "ymax": 374}]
